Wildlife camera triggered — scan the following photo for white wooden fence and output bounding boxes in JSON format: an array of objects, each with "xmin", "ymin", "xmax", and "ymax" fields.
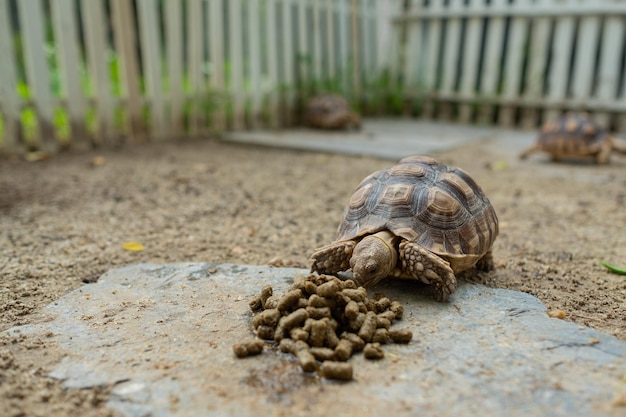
[
  {"xmin": 2, "ymin": 0, "xmax": 626, "ymax": 154},
  {"xmin": 0, "ymin": 0, "xmax": 389, "ymax": 153},
  {"xmin": 394, "ymin": 0, "xmax": 626, "ymax": 132}
]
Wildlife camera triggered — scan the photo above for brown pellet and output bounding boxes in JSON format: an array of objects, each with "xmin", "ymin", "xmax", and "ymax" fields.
[
  {"xmin": 363, "ymin": 343, "xmax": 385, "ymax": 360},
  {"xmin": 260, "ymin": 285, "xmax": 273, "ymax": 308},
  {"xmin": 376, "ymin": 316, "xmax": 391, "ymax": 329},
  {"xmin": 297, "ymin": 349, "xmax": 317, "ymax": 372},
  {"xmin": 390, "ymin": 301, "xmax": 404, "ymax": 319},
  {"xmin": 372, "ymin": 328, "xmax": 390, "ymax": 344},
  {"xmin": 316, "ymin": 280, "xmax": 340, "ymax": 297},
  {"xmin": 309, "ymin": 347, "xmax": 336, "ymax": 361},
  {"xmin": 264, "ymin": 296, "xmax": 278, "ymax": 310},
  {"xmin": 334, "ymin": 339, "xmax": 353, "ymax": 361},
  {"xmin": 309, "ymin": 320, "xmax": 327, "ymax": 347},
  {"xmin": 308, "ymin": 294, "xmax": 332, "ymax": 308},
  {"xmin": 233, "ymin": 339, "xmax": 265, "ymax": 358},
  {"xmin": 342, "ymin": 280, "xmax": 357, "ymax": 289},
  {"xmin": 358, "ymin": 312, "xmax": 378, "ymax": 342},
  {"xmin": 289, "ymin": 327, "xmax": 309, "ymax": 341},
  {"xmin": 256, "ymin": 325, "xmax": 275, "ymax": 340},
  {"xmin": 279, "ymin": 338, "xmax": 296, "ymax": 353},
  {"xmin": 341, "ymin": 288, "xmax": 367, "ymax": 303},
  {"xmin": 249, "ymin": 295, "xmax": 263, "ymax": 312},
  {"xmin": 321, "ymin": 361, "xmax": 353, "ymax": 381},
  {"xmin": 277, "ymin": 289, "xmax": 302, "ymax": 312},
  {"xmin": 252, "ymin": 308, "xmax": 280, "ymax": 328},
  {"xmin": 378, "ymin": 310, "xmax": 396, "ymax": 322},
  {"xmin": 389, "ymin": 328, "xmax": 413, "ymax": 344},
  {"xmin": 341, "ymin": 332, "xmax": 365, "ymax": 352},
  {"xmin": 306, "ymin": 306, "xmax": 331, "ymax": 319},
  {"xmin": 294, "ymin": 340, "xmax": 310, "ymax": 352},
  {"xmin": 344, "ymin": 300, "xmax": 360, "ymax": 320},
  {"xmin": 296, "ymin": 298, "xmax": 309, "ymax": 309},
  {"xmin": 375, "ymin": 297, "xmax": 392, "ymax": 313},
  {"xmin": 324, "ymin": 325, "xmax": 340, "ymax": 349},
  {"xmin": 279, "ymin": 308, "xmax": 309, "ymax": 330},
  {"xmin": 348, "ymin": 312, "xmax": 366, "ymax": 332},
  {"xmin": 303, "ymin": 280, "xmax": 317, "ymax": 295}
]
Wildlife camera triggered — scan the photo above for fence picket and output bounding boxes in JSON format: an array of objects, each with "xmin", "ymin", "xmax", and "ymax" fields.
[
  {"xmin": 521, "ymin": 4, "xmax": 551, "ymax": 129},
  {"xmin": 137, "ymin": 0, "xmax": 166, "ymax": 139},
  {"xmin": 570, "ymin": 14, "xmax": 601, "ymax": 110},
  {"xmin": 281, "ymin": 0, "xmax": 296, "ymax": 125},
  {"xmin": 247, "ymin": 0, "xmax": 263, "ymax": 128},
  {"xmin": 0, "ymin": 0, "xmax": 21, "ymax": 151},
  {"xmin": 81, "ymin": 0, "xmax": 115, "ymax": 145},
  {"xmin": 458, "ymin": 0, "xmax": 484, "ymax": 123},
  {"xmin": 439, "ymin": 0, "xmax": 463, "ymax": 119},
  {"xmin": 265, "ymin": 0, "xmax": 280, "ymax": 128},
  {"xmin": 403, "ymin": 0, "xmax": 424, "ymax": 106},
  {"xmin": 165, "ymin": 0, "xmax": 184, "ymax": 136},
  {"xmin": 544, "ymin": 0, "xmax": 576, "ymax": 122},
  {"xmin": 51, "ymin": 0, "xmax": 88, "ymax": 148},
  {"xmin": 477, "ymin": 0, "xmax": 506, "ymax": 124},
  {"xmin": 498, "ymin": 0, "xmax": 530, "ymax": 127},
  {"xmin": 229, "ymin": 0, "xmax": 245, "ymax": 129},
  {"xmin": 326, "ymin": 0, "xmax": 336, "ymax": 81},
  {"xmin": 208, "ymin": 0, "xmax": 226, "ymax": 132},
  {"xmin": 18, "ymin": 0, "xmax": 56, "ymax": 150},
  {"xmin": 595, "ymin": 15, "xmax": 625, "ymax": 128},
  {"xmin": 186, "ymin": 0, "xmax": 203, "ymax": 135},
  {"xmin": 111, "ymin": 0, "xmax": 144, "ymax": 142},
  {"xmin": 421, "ymin": 0, "xmax": 443, "ymax": 119}
]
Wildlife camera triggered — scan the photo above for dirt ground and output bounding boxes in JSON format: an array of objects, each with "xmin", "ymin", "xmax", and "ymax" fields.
[{"xmin": 1, "ymin": 132, "xmax": 625, "ymax": 417}]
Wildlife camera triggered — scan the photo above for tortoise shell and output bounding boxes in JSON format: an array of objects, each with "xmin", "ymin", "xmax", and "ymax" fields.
[
  {"xmin": 304, "ymin": 94, "xmax": 361, "ymax": 130},
  {"xmin": 336, "ymin": 156, "xmax": 498, "ymax": 272},
  {"xmin": 535, "ymin": 113, "xmax": 608, "ymax": 156}
]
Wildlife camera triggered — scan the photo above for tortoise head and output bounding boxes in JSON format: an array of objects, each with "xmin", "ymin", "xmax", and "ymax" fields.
[{"xmin": 350, "ymin": 231, "xmax": 397, "ymax": 287}]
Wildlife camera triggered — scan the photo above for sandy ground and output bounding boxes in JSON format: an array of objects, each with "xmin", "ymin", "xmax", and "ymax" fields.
[{"xmin": 1, "ymin": 133, "xmax": 625, "ymax": 416}]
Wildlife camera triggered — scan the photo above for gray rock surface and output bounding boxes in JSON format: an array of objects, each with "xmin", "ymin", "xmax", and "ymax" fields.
[
  {"xmin": 4, "ymin": 263, "xmax": 625, "ymax": 417},
  {"xmin": 223, "ymin": 119, "xmax": 531, "ymax": 159}
]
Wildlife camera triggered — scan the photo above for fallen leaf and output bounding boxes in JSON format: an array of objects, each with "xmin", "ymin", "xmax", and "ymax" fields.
[
  {"xmin": 122, "ymin": 242, "xmax": 145, "ymax": 252},
  {"xmin": 600, "ymin": 261, "xmax": 626, "ymax": 275},
  {"xmin": 90, "ymin": 156, "xmax": 106, "ymax": 167},
  {"xmin": 547, "ymin": 309, "xmax": 566, "ymax": 319},
  {"xmin": 24, "ymin": 151, "xmax": 50, "ymax": 162},
  {"xmin": 485, "ymin": 159, "xmax": 509, "ymax": 171}
]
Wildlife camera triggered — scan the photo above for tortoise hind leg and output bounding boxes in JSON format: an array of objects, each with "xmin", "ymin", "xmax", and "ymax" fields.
[
  {"xmin": 310, "ymin": 241, "xmax": 356, "ymax": 275},
  {"xmin": 519, "ymin": 143, "xmax": 542, "ymax": 160},
  {"xmin": 398, "ymin": 241, "xmax": 457, "ymax": 302},
  {"xmin": 475, "ymin": 250, "xmax": 495, "ymax": 272}
]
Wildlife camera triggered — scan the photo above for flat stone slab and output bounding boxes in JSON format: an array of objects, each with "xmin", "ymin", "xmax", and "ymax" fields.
[
  {"xmin": 4, "ymin": 263, "xmax": 625, "ymax": 417},
  {"xmin": 222, "ymin": 119, "xmax": 533, "ymax": 160}
]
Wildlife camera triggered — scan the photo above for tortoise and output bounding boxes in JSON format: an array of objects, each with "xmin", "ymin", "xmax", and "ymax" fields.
[
  {"xmin": 310, "ymin": 155, "xmax": 499, "ymax": 302},
  {"xmin": 304, "ymin": 94, "xmax": 361, "ymax": 130},
  {"xmin": 519, "ymin": 112, "xmax": 626, "ymax": 164}
]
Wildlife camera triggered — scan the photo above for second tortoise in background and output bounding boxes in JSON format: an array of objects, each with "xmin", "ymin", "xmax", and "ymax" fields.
[
  {"xmin": 304, "ymin": 94, "xmax": 361, "ymax": 130},
  {"xmin": 519, "ymin": 112, "xmax": 626, "ymax": 164}
]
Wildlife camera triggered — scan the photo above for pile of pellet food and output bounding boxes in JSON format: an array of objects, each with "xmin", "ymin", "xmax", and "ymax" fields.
[{"xmin": 232, "ymin": 273, "xmax": 412, "ymax": 381}]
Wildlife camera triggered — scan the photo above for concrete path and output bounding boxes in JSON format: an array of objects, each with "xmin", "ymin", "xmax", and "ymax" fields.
[
  {"xmin": 222, "ymin": 118, "xmax": 534, "ymax": 160},
  {"xmin": 4, "ymin": 263, "xmax": 625, "ymax": 417}
]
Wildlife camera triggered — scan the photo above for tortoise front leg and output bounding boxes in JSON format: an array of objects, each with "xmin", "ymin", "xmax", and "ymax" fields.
[
  {"xmin": 310, "ymin": 241, "xmax": 356, "ymax": 275},
  {"xmin": 399, "ymin": 241, "xmax": 457, "ymax": 302}
]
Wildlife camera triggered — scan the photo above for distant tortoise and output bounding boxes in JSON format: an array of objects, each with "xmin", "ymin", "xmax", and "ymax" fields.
[
  {"xmin": 519, "ymin": 112, "xmax": 626, "ymax": 164},
  {"xmin": 310, "ymin": 155, "xmax": 499, "ymax": 301},
  {"xmin": 304, "ymin": 94, "xmax": 361, "ymax": 130}
]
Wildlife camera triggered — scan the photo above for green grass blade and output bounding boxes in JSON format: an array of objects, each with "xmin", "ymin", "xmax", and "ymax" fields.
[{"xmin": 600, "ymin": 261, "xmax": 626, "ymax": 275}]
